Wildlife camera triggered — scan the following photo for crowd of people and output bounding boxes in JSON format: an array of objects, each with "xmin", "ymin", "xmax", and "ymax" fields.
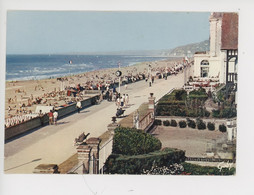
[
  {"xmin": 5, "ymin": 115, "xmax": 34, "ymax": 128},
  {"xmin": 5, "ymin": 58, "xmax": 189, "ymax": 128}
]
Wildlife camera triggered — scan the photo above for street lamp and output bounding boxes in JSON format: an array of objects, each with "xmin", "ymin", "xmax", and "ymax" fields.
[
  {"xmin": 148, "ymin": 64, "xmax": 152, "ymax": 87},
  {"xmin": 118, "ymin": 62, "xmax": 121, "ymax": 93}
]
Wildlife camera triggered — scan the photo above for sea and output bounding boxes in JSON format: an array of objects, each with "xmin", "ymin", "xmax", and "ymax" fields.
[{"xmin": 6, "ymin": 55, "xmax": 171, "ymax": 81}]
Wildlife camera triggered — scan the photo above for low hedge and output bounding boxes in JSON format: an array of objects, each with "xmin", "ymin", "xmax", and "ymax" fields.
[
  {"xmin": 179, "ymin": 120, "xmax": 187, "ymax": 128},
  {"xmin": 212, "ymin": 107, "xmax": 237, "ymax": 118},
  {"xmin": 182, "ymin": 162, "xmax": 235, "ymax": 175},
  {"xmin": 163, "ymin": 120, "xmax": 170, "ymax": 126},
  {"xmin": 187, "ymin": 119, "xmax": 196, "ymax": 129},
  {"xmin": 207, "ymin": 122, "xmax": 215, "ymax": 131},
  {"xmin": 196, "ymin": 119, "xmax": 206, "ymax": 130},
  {"xmin": 170, "ymin": 119, "xmax": 177, "ymax": 127},
  {"xmin": 156, "ymin": 104, "xmax": 210, "ymax": 118},
  {"xmin": 104, "ymin": 148, "xmax": 186, "ymax": 174},
  {"xmin": 154, "ymin": 119, "xmax": 162, "ymax": 126},
  {"xmin": 219, "ymin": 124, "xmax": 227, "ymax": 132},
  {"xmin": 113, "ymin": 127, "xmax": 162, "ymax": 155}
]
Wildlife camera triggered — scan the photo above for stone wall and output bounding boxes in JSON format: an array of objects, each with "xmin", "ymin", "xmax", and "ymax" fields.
[{"xmin": 5, "ymin": 117, "xmax": 42, "ymax": 140}]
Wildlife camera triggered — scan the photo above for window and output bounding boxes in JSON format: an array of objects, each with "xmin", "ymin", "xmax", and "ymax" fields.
[
  {"xmin": 201, "ymin": 67, "xmax": 209, "ymax": 77},
  {"xmin": 201, "ymin": 60, "xmax": 209, "ymax": 66}
]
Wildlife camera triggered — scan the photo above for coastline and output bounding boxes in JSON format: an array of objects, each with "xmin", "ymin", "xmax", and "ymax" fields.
[{"xmin": 6, "ymin": 54, "xmax": 178, "ymax": 82}]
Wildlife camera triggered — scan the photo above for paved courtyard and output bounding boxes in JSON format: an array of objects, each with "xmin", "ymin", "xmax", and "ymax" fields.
[{"xmin": 152, "ymin": 126, "xmax": 227, "ymax": 158}]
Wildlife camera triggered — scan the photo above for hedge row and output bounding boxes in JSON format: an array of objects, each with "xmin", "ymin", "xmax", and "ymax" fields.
[
  {"xmin": 156, "ymin": 88, "xmax": 210, "ymax": 118},
  {"xmin": 160, "ymin": 119, "xmax": 177, "ymax": 127},
  {"xmin": 113, "ymin": 127, "xmax": 162, "ymax": 155},
  {"xmin": 212, "ymin": 107, "xmax": 237, "ymax": 118},
  {"xmin": 154, "ymin": 119, "xmax": 227, "ymax": 132},
  {"xmin": 182, "ymin": 162, "xmax": 235, "ymax": 175},
  {"xmin": 104, "ymin": 148, "xmax": 186, "ymax": 174},
  {"xmin": 159, "ymin": 89, "xmax": 187, "ymax": 102},
  {"xmin": 156, "ymin": 104, "xmax": 210, "ymax": 118}
]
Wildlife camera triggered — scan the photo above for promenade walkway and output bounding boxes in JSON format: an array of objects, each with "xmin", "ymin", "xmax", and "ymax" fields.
[{"xmin": 4, "ymin": 71, "xmax": 184, "ymax": 173}]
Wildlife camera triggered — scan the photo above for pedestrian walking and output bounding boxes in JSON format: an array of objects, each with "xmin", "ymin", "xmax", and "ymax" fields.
[
  {"xmin": 116, "ymin": 97, "xmax": 120, "ymax": 108},
  {"xmin": 53, "ymin": 110, "xmax": 58, "ymax": 125},
  {"xmin": 126, "ymin": 94, "xmax": 129, "ymax": 106},
  {"xmin": 76, "ymin": 100, "xmax": 82, "ymax": 113},
  {"xmin": 48, "ymin": 110, "xmax": 53, "ymax": 125},
  {"xmin": 39, "ymin": 110, "xmax": 44, "ymax": 126},
  {"xmin": 120, "ymin": 96, "xmax": 124, "ymax": 107}
]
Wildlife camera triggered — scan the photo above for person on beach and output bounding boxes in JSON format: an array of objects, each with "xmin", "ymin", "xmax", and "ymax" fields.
[
  {"xmin": 8, "ymin": 106, "xmax": 11, "ymax": 114},
  {"xmin": 123, "ymin": 94, "xmax": 126, "ymax": 107},
  {"xmin": 99, "ymin": 92, "xmax": 103, "ymax": 103},
  {"xmin": 125, "ymin": 94, "xmax": 129, "ymax": 106},
  {"xmin": 120, "ymin": 96, "xmax": 124, "ymax": 107},
  {"xmin": 48, "ymin": 110, "xmax": 53, "ymax": 125},
  {"xmin": 53, "ymin": 110, "xmax": 58, "ymax": 125},
  {"xmin": 39, "ymin": 110, "xmax": 44, "ymax": 126},
  {"xmin": 116, "ymin": 97, "xmax": 120, "ymax": 108},
  {"xmin": 76, "ymin": 100, "xmax": 82, "ymax": 113}
]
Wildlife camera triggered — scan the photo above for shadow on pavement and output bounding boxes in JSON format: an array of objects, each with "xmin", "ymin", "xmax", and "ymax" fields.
[{"xmin": 4, "ymin": 158, "xmax": 42, "ymax": 172}]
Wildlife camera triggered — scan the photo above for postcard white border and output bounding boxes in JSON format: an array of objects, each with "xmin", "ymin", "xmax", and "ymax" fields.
[{"xmin": 1, "ymin": 0, "xmax": 254, "ymax": 195}]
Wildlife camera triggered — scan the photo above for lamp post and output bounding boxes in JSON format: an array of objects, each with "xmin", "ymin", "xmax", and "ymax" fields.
[
  {"xmin": 115, "ymin": 62, "xmax": 122, "ymax": 95},
  {"xmin": 148, "ymin": 64, "xmax": 152, "ymax": 87},
  {"xmin": 118, "ymin": 62, "xmax": 121, "ymax": 93}
]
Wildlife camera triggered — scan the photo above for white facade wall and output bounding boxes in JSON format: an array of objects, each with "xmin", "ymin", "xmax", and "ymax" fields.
[
  {"xmin": 193, "ymin": 13, "xmax": 226, "ymax": 83},
  {"xmin": 193, "ymin": 52, "xmax": 224, "ymax": 81},
  {"xmin": 193, "ymin": 53, "xmax": 209, "ymax": 77}
]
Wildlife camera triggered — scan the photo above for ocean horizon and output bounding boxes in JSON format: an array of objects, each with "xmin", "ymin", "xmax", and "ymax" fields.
[{"xmin": 6, "ymin": 54, "xmax": 174, "ymax": 81}]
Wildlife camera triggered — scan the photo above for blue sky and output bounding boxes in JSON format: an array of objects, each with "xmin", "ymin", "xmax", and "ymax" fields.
[{"xmin": 6, "ymin": 11, "xmax": 210, "ymax": 54}]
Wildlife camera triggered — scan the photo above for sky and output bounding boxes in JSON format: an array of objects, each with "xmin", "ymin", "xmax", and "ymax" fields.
[{"xmin": 6, "ymin": 11, "xmax": 210, "ymax": 54}]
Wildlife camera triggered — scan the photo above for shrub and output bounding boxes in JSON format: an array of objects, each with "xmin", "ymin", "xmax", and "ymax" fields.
[
  {"xmin": 163, "ymin": 120, "xmax": 170, "ymax": 126},
  {"xmin": 175, "ymin": 90, "xmax": 187, "ymax": 100},
  {"xmin": 179, "ymin": 120, "xmax": 187, "ymax": 128},
  {"xmin": 207, "ymin": 122, "xmax": 215, "ymax": 131},
  {"xmin": 189, "ymin": 87, "xmax": 208, "ymax": 101},
  {"xmin": 196, "ymin": 119, "xmax": 206, "ymax": 130},
  {"xmin": 219, "ymin": 124, "xmax": 227, "ymax": 132},
  {"xmin": 182, "ymin": 162, "xmax": 235, "ymax": 175},
  {"xmin": 187, "ymin": 118, "xmax": 196, "ymax": 129},
  {"xmin": 104, "ymin": 148, "xmax": 186, "ymax": 174},
  {"xmin": 170, "ymin": 119, "xmax": 177, "ymax": 127},
  {"xmin": 197, "ymin": 122, "xmax": 206, "ymax": 130},
  {"xmin": 212, "ymin": 109, "xmax": 220, "ymax": 118},
  {"xmin": 221, "ymin": 107, "xmax": 237, "ymax": 118},
  {"xmin": 204, "ymin": 110, "xmax": 210, "ymax": 117},
  {"xmin": 154, "ymin": 119, "xmax": 162, "ymax": 126},
  {"xmin": 212, "ymin": 107, "xmax": 237, "ymax": 118},
  {"xmin": 113, "ymin": 127, "xmax": 162, "ymax": 155}
]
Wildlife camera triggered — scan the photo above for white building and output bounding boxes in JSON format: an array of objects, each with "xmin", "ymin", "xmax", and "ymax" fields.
[{"xmin": 193, "ymin": 12, "xmax": 238, "ymax": 85}]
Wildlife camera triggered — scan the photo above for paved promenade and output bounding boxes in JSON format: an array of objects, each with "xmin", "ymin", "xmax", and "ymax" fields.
[{"xmin": 4, "ymin": 72, "xmax": 184, "ymax": 173}]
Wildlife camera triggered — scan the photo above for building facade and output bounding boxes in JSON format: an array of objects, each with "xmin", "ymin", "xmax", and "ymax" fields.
[{"xmin": 193, "ymin": 12, "xmax": 238, "ymax": 85}]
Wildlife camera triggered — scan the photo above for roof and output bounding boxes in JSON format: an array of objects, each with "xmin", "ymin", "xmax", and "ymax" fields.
[
  {"xmin": 210, "ymin": 12, "xmax": 223, "ymax": 19},
  {"xmin": 221, "ymin": 13, "xmax": 239, "ymax": 50}
]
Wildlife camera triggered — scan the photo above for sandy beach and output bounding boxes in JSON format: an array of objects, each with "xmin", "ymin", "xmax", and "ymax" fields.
[{"xmin": 5, "ymin": 58, "xmax": 183, "ymax": 124}]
